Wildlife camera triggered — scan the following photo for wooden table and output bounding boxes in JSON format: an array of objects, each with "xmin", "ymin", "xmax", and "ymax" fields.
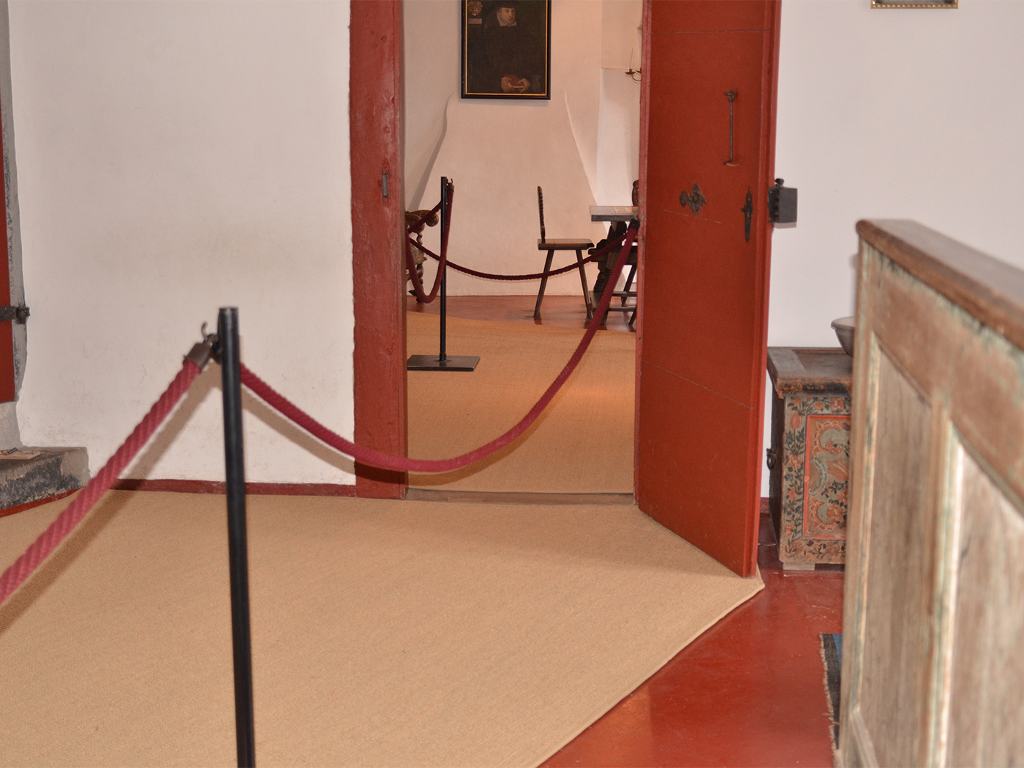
[
  {"xmin": 766, "ymin": 347, "xmax": 852, "ymax": 569},
  {"xmin": 590, "ymin": 205, "xmax": 638, "ymax": 223},
  {"xmin": 587, "ymin": 206, "xmax": 639, "ymax": 325}
]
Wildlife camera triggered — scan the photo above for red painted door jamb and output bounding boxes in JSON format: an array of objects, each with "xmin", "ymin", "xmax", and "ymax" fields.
[
  {"xmin": 350, "ymin": 0, "xmax": 407, "ymax": 498},
  {"xmin": 0, "ymin": 98, "xmax": 14, "ymax": 404}
]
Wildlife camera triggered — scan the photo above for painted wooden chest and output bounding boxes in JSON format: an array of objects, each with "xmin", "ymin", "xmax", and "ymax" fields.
[{"xmin": 766, "ymin": 347, "xmax": 852, "ymax": 569}]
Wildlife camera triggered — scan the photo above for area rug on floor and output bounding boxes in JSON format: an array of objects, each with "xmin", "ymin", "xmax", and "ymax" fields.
[
  {"xmin": 407, "ymin": 312, "xmax": 634, "ymax": 493},
  {"xmin": 0, "ymin": 491, "xmax": 761, "ymax": 767},
  {"xmin": 821, "ymin": 632, "xmax": 843, "ymax": 748}
]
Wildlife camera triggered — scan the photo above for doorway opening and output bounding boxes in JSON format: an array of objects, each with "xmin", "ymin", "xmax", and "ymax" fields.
[
  {"xmin": 350, "ymin": 0, "xmax": 781, "ymax": 576},
  {"xmin": 401, "ymin": 0, "xmax": 642, "ymax": 498}
]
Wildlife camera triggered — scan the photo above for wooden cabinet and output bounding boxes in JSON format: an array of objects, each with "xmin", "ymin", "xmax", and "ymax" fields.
[
  {"xmin": 839, "ymin": 221, "xmax": 1024, "ymax": 767},
  {"xmin": 767, "ymin": 347, "xmax": 852, "ymax": 569}
]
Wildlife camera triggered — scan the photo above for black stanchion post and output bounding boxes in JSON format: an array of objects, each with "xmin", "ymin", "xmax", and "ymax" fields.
[
  {"xmin": 407, "ymin": 177, "xmax": 479, "ymax": 372},
  {"xmin": 218, "ymin": 307, "xmax": 256, "ymax": 768}
]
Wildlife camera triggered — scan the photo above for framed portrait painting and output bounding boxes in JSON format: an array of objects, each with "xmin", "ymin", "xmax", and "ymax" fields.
[{"xmin": 461, "ymin": 0, "xmax": 552, "ymax": 100}]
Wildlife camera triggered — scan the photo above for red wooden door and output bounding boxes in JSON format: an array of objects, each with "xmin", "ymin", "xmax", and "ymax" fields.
[{"xmin": 636, "ymin": 0, "xmax": 781, "ymax": 576}]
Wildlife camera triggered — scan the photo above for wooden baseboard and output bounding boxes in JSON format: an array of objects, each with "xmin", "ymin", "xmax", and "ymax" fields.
[
  {"xmin": 0, "ymin": 489, "xmax": 77, "ymax": 518},
  {"xmin": 112, "ymin": 479, "xmax": 357, "ymax": 497},
  {"xmin": 5, "ymin": 487, "xmax": 772, "ymax": 513},
  {"xmin": 406, "ymin": 488, "xmax": 635, "ymax": 505}
]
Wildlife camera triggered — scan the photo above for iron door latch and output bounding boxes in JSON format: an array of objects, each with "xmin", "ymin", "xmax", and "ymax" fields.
[
  {"xmin": 0, "ymin": 305, "xmax": 29, "ymax": 323},
  {"xmin": 679, "ymin": 183, "xmax": 707, "ymax": 214},
  {"xmin": 741, "ymin": 190, "xmax": 753, "ymax": 242},
  {"xmin": 768, "ymin": 178, "xmax": 797, "ymax": 225}
]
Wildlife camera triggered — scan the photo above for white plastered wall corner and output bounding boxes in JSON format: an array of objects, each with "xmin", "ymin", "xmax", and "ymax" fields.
[
  {"xmin": 417, "ymin": 91, "xmax": 606, "ymax": 297},
  {"xmin": 8, "ymin": 0, "xmax": 355, "ymax": 484}
]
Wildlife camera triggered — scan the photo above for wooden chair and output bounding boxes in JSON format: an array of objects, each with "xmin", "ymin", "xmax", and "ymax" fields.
[{"xmin": 534, "ymin": 186, "xmax": 595, "ymax": 321}]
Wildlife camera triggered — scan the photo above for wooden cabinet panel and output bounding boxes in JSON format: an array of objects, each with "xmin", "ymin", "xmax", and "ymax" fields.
[
  {"xmin": 856, "ymin": 350, "xmax": 935, "ymax": 768},
  {"xmin": 840, "ymin": 221, "xmax": 1024, "ymax": 768},
  {"xmin": 946, "ymin": 448, "xmax": 1024, "ymax": 768}
]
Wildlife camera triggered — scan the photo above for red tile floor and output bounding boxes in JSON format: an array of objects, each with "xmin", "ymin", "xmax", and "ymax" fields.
[{"xmin": 410, "ymin": 294, "xmax": 845, "ymax": 766}]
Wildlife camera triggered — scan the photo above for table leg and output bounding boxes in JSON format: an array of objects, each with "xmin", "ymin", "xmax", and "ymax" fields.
[{"xmin": 575, "ymin": 249, "xmax": 594, "ymax": 321}]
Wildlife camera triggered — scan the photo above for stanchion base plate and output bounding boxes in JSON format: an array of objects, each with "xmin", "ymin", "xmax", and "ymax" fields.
[{"xmin": 407, "ymin": 354, "xmax": 479, "ymax": 372}]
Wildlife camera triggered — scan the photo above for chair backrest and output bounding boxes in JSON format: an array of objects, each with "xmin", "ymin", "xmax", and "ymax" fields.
[{"xmin": 537, "ymin": 186, "xmax": 546, "ymax": 243}]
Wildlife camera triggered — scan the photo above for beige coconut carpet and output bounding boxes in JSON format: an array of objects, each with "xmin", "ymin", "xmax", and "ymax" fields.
[
  {"xmin": 0, "ymin": 491, "xmax": 761, "ymax": 767},
  {"xmin": 407, "ymin": 312, "xmax": 635, "ymax": 493}
]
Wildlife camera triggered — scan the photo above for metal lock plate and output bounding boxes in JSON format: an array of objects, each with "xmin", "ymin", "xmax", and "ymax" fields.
[
  {"xmin": 768, "ymin": 178, "xmax": 797, "ymax": 225},
  {"xmin": 0, "ymin": 305, "xmax": 29, "ymax": 323}
]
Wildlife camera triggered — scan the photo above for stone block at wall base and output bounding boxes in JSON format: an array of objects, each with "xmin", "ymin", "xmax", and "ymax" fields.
[{"xmin": 0, "ymin": 447, "xmax": 89, "ymax": 509}]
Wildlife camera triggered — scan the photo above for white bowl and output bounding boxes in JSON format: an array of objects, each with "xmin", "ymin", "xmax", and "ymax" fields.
[{"xmin": 831, "ymin": 316, "xmax": 855, "ymax": 356}]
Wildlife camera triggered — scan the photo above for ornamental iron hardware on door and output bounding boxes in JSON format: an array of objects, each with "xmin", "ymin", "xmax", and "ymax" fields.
[
  {"xmin": 724, "ymin": 90, "xmax": 737, "ymax": 166},
  {"xmin": 0, "ymin": 305, "xmax": 29, "ymax": 323},
  {"xmin": 679, "ymin": 183, "xmax": 707, "ymax": 214},
  {"xmin": 768, "ymin": 178, "xmax": 798, "ymax": 225},
  {"xmin": 741, "ymin": 190, "xmax": 753, "ymax": 242}
]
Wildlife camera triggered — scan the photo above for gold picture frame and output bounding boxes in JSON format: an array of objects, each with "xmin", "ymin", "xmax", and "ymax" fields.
[
  {"xmin": 461, "ymin": 0, "xmax": 552, "ymax": 100},
  {"xmin": 871, "ymin": 0, "xmax": 957, "ymax": 7}
]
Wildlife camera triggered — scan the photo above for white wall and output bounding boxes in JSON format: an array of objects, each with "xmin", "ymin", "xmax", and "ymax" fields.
[
  {"xmin": 595, "ymin": 69, "xmax": 640, "ymax": 206},
  {"xmin": 765, "ymin": 0, "xmax": 1024, "ymax": 491},
  {"xmin": 404, "ymin": 0, "xmax": 641, "ymax": 296},
  {"xmin": 10, "ymin": 0, "xmax": 1018, "ymax": 491},
  {"xmin": 10, "ymin": 1, "xmax": 354, "ymax": 484},
  {"xmin": 403, "ymin": 0, "xmax": 458, "ymax": 210},
  {"xmin": 596, "ymin": 0, "xmax": 642, "ymax": 205}
]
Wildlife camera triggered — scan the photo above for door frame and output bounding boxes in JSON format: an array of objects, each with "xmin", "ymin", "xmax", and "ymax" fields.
[
  {"xmin": 350, "ymin": 0, "xmax": 407, "ymax": 499},
  {"xmin": 350, "ymin": 0, "xmax": 781, "ymax": 576},
  {"xmin": 0, "ymin": 90, "xmax": 14, "ymax": 404}
]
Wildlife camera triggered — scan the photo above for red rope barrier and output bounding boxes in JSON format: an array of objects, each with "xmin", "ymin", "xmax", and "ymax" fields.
[
  {"xmin": 0, "ymin": 359, "xmax": 202, "ymax": 608},
  {"xmin": 0, "ymin": 220, "xmax": 633, "ymax": 603},
  {"xmin": 242, "ymin": 225, "xmax": 638, "ymax": 474},
  {"xmin": 408, "ymin": 191, "xmax": 631, "ymax": 285},
  {"xmin": 411, "ymin": 239, "xmax": 610, "ymax": 281}
]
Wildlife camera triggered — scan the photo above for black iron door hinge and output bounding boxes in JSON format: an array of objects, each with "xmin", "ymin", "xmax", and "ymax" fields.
[{"xmin": 0, "ymin": 305, "xmax": 29, "ymax": 323}]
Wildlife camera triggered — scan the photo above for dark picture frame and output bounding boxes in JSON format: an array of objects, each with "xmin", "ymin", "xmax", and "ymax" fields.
[{"xmin": 461, "ymin": 0, "xmax": 552, "ymax": 100}]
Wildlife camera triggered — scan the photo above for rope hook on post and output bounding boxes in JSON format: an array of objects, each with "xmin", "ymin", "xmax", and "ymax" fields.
[{"xmin": 407, "ymin": 177, "xmax": 480, "ymax": 373}]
